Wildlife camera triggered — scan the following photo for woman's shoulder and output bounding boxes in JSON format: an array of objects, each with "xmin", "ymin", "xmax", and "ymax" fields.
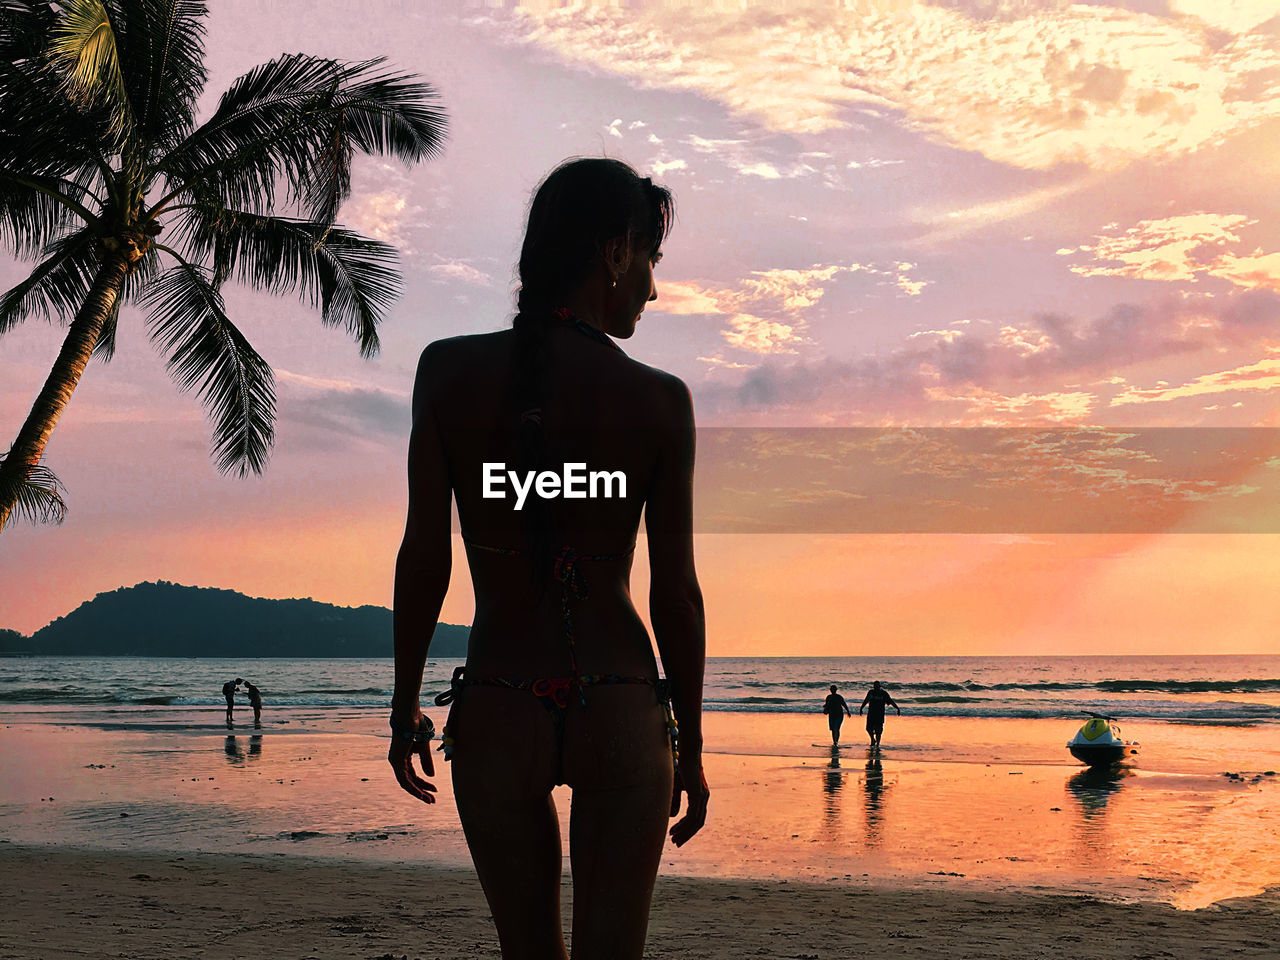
[
  {"xmin": 638, "ymin": 361, "xmax": 695, "ymax": 428},
  {"xmin": 616, "ymin": 353, "xmax": 692, "ymax": 405},
  {"xmin": 417, "ymin": 330, "xmax": 512, "ymax": 367}
]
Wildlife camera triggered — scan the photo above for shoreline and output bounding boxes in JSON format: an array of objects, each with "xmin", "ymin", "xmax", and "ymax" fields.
[{"xmin": 0, "ymin": 844, "xmax": 1276, "ymax": 960}]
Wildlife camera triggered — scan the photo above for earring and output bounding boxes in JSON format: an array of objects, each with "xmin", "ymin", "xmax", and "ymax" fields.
[{"xmin": 610, "ymin": 278, "xmax": 617, "ymax": 288}]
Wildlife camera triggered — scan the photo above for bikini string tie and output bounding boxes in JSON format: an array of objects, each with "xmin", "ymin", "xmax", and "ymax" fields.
[{"xmin": 552, "ymin": 546, "xmax": 591, "ymax": 707}]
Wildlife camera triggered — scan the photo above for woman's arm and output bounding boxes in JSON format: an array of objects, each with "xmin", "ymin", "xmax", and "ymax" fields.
[
  {"xmin": 389, "ymin": 344, "xmax": 454, "ymax": 804},
  {"xmin": 645, "ymin": 374, "xmax": 708, "ymax": 846}
]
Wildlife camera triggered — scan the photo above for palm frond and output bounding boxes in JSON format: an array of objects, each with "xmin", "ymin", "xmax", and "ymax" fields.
[
  {"xmin": 0, "ymin": 2, "xmax": 58, "ymax": 63},
  {"xmin": 182, "ymin": 210, "xmax": 397, "ymax": 357},
  {"xmin": 47, "ymin": 0, "xmax": 134, "ymax": 138},
  {"xmin": 0, "ymin": 454, "xmax": 67, "ymax": 526},
  {"xmin": 328, "ymin": 59, "xmax": 447, "ymax": 161},
  {"xmin": 302, "ymin": 59, "xmax": 446, "ymax": 225},
  {"xmin": 0, "ymin": 170, "xmax": 99, "ymax": 255},
  {"xmin": 156, "ymin": 53, "xmax": 445, "ymax": 223},
  {"xmin": 157, "ymin": 54, "xmax": 348, "ymax": 215},
  {"xmin": 0, "ymin": 228, "xmax": 97, "ymax": 333},
  {"xmin": 115, "ymin": 0, "xmax": 206, "ymax": 150},
  {"xmin": 142, "ymin": 255, "xmax": 275, "ymax": 475},
  {"xmin": 0, "ymin": 60, "xmax": 116, "ymax": 197}
]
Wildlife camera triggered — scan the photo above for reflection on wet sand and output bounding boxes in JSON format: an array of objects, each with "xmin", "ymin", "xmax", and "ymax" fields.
[
  {"xmin": 822, "ymin": 745, "xmax": 845, "ymax": 831},
  {"xmin": 1065, "ymin": 765, "xmax": 1133, "ymax": 871},
  {"xmin": 861, "ymin": 752, "xmax": 892, "ymax": 846},
  {"xmin": 1067, "ymin": 765, "xmax": 1133, "ymax": 819},
  {"xmin": 224, "ymin": 734, "xmax": 262, "ymax": 765}
]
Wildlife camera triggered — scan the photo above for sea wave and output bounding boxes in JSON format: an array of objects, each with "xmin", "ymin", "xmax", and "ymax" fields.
[
  {"xmin": 736, "ymin": 678, "xmax": 1280, "ymax": 694},
  {"xmin": 703, "ymin": 697, "xmax": 1280, "ymax": 722}
]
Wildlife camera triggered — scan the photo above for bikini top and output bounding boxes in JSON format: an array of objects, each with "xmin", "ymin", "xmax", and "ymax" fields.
[{"xmin": 549, "ymin": 305, "xmax": 623, "ymax": 352}]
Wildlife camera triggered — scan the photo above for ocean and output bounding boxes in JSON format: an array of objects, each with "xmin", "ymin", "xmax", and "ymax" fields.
[{"xmin": 2, "ymin": 654, "xmax": 1278, "ymax": 722}]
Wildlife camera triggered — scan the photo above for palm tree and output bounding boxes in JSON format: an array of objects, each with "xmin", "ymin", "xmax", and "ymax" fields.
[{"xmin": 0, "ymin": 0, "xmax": 446, "ymax": 531}]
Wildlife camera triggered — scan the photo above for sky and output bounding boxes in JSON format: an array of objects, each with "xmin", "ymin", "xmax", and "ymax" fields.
[{"xmin": 3, "ymin": 0, "xmax": 1280, "ymax": 653}]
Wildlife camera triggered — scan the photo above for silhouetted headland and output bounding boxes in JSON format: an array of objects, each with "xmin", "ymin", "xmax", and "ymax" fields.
[{"xmin": 2, "ymin": 581, "xmax": 468, "ymax": 658}]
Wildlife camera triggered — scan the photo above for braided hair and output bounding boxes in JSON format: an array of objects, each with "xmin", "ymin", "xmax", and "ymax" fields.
[{"xmin": 511, "ymin": 159, "xmax": 674, "ymax": 586}]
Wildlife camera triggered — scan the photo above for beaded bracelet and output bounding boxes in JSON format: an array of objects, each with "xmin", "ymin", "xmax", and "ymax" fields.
[{"xmin": 389, "ymin": 712, "xmax": 435, "ymax": 744}]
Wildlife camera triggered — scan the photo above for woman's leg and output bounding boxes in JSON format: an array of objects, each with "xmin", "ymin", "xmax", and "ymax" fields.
[
  {"xmin": 450, "ymin": 687, "xmax": 568, "ymax": 960},
  {"xmin": 562, "ymin": 686, "xmax": 675, "ymax": 960}
]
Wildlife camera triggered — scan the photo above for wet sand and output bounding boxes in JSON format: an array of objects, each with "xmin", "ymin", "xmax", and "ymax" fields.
[
  {"xmin": 0, "ymin": 844, "xmax": 1276, "ymax": 960},
  {"xmin": 4, "ymin": 711, "xmax": 1280, "ymax": 910}
]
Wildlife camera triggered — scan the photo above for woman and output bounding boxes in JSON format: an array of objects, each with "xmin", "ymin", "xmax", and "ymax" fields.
[{"xmin": 388, "ymin": 158, "xmax": 708, "ymax": 960}]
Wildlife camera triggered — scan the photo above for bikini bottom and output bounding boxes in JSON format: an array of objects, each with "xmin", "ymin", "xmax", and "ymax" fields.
[{"xmin": 433, "ymin": 665, "xmax": 679, "ymax": 766}]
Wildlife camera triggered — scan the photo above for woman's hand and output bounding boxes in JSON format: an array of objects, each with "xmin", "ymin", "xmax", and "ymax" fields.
[
  {"xmin": 668, "ymin": 746, "xmax": 709, "ymax": 847},
  {"xmin": 387, "ymin": 712, "xmax": 438, "ymax": 804}
]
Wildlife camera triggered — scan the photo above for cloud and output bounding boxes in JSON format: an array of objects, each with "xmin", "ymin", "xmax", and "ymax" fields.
[
  {"xmin": 740, "ymin": 265, "xmax": 845, "ymax": 310},
  {"xmin": 343, "ymin": 190, "xmax": 413, "ymax": 249},
  {"xmin": 1210, "ymin": 250, "xmax": 1280, "ymax": 293},
  {"xmin": 658, "ymin": 263, "xmax": 888, "ymax": 356},
  {"xmin": 486, "ymin": 3, "xmax": 1280, "ymax": 171},
  {"xmin": 847, "ymin": 158, "xmax": 904, "ymax": 170},
  {"xmin": 1111, "ymin": 351, "xmax": 1280, "ymax": 406},
  {"xmin": 895, "ymin": 262, "xmax": 928, "ymax": 296},
  {"xmin": 924, "ymin": 385, "xmax": 1099, "ymax": 423},
  {"xmin": 426, "ymin": 257, "xmax": 493, "ymax": 287},
  {"xmin": 650, "ymin": 158, "xmax": 688, "ymax": 176},
  {"xmin": 915, "ymin": 179, "xmax": 1100, "ymax": 243},
  {"xmin": 909, "ymin": 329, "xmax": 964, "ymax": 343},
  {"xmin": 722, "ymin": 314, "xmax": 801, "ymax": 355},
  {"xmin": 657, "ymin": 280, "xmax": 731, "ymax": 315},
  {"xmin": 1167, "ymin": 0, "xmax": 1280, "ymax": 34},
  {"xmin": 1068, "ymin": 213, "xmax": 1255, "ymax": 283},
  {"xmin": 697, "ymin": 354, "xmax": 757, "ymax": 370},
  {"xmin": 736, "ymin": 161, "xmax": 782, "ymax": 179},
  {"xmin": 276, "ymin": 369, "xmax": 410, "ymax": 440},
  {"xmin": 1068, "ymin": 213, "xmax": 1280, "ymax": 293},
  {"xmin": 661, "ymin": 260, "xmax": 933, "ymax": 358},
  {"xmin": 682, "ymin": 133, "xmax": 816, "ymax": 181},
  {"xmin": 696, "ymin": 290, "xmax": 1280, "ymax": 422}
]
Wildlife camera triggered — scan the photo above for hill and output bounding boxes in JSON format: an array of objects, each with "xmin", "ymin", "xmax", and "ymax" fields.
[{"xmin": 4, "ymin": 581, "xmax": 468, "ymax": 658}]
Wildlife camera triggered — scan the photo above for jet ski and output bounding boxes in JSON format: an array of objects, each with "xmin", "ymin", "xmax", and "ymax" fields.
[{"xmin": 1067, "ymin": 712, "xmax": 1135, "ymax": 767}]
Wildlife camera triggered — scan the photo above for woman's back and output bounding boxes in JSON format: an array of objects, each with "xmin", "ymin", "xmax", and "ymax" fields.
[{"xmin": 421, "ymin": 321, "xmax": 689, "ymax": 677}]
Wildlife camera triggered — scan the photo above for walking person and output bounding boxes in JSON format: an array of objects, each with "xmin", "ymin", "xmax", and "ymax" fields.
[
  {"xmin": 859, "ymin": 680, "xmax": 901, "ymax": 750},
  {"xmin": 823, "ymin": 684, "xmax": 852, "ymax": 745},
  {"xmin": 388, "ymin": 158, "xmax": 708, "ymax": 960}
]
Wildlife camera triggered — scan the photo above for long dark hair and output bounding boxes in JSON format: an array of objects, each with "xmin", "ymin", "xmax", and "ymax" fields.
[{"xmin": 511, "ymin": 158, "xmax": 674, "ymax": 583}]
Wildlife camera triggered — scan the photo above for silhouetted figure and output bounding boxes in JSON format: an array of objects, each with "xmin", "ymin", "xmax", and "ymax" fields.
[
  {"xmin": 222, "ymin": 677, "xmax": 243, "ymax": 727},
  {"xmin": 243, "ymin": 679, "xmax": 262, "ymax": 728},
  {"xmin": 858, "ymin": 680, "xmax": 900, "ymax": 749},
  {"xmin": 389, "ymin": 158, "xmax": 706, "ymax": 960},
  {"xmin": 823, "ymin": 684, "xmax": 852, "ymax": 745}
]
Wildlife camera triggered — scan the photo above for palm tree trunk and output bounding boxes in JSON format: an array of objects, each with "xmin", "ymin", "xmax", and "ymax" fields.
[{"xmin": 0, "ymin": 254, "xmax": 130, "ymax": 532}]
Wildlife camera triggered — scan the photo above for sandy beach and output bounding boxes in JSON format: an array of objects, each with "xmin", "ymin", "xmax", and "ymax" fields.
[{"xmin": 1, "ymin": 844, "xmax": 1276, "ymax": 960}]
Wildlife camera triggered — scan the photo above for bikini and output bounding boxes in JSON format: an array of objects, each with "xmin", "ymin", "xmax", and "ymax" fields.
[{"xmin": 432, "ymin": 308, "xmax": 680, "ymax": 770}]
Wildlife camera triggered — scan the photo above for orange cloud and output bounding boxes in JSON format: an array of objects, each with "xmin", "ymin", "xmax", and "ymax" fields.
[
  {"xmin": 494, "ymin": 2, "xmax": 1280, "ymax": 171},
  {"xmin": 1067, "ymin": 213, "xmax": 1256, "ymax": 284},
  {"xmin": 1111, "ymin": 352, "xmax": 1280, "ymax": 406}
]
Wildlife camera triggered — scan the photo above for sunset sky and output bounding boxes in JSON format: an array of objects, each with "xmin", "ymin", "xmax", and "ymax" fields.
[{"xmin": 3, "ymin": 0, "xmax": 1280, "ymax": 653}]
